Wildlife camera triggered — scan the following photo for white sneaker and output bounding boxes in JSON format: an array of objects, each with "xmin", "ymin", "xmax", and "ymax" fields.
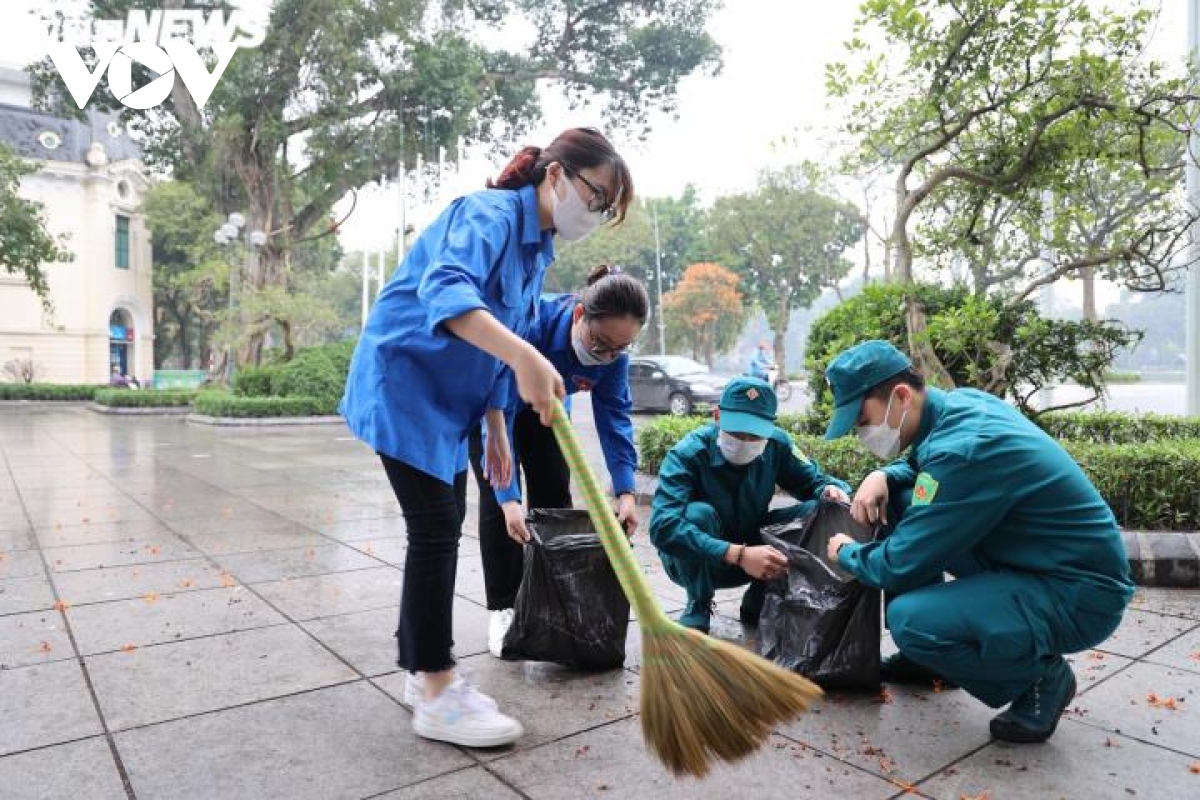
[
  {"xmin": 403, "ymin": 671, "xmax": 497, "ymax": 711},
  {"xmin": 488, "ymin": 608, "xmax": 515, "ymax": 658},
  {"xmin": 412, "ymin": 676, "xmax": 523, "ymax": 747}
]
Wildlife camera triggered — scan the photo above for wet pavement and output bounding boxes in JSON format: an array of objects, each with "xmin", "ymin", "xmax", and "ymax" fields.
[{"xmin": 1, "ymin": 400, "xmax": 1198, "ymax": 799}]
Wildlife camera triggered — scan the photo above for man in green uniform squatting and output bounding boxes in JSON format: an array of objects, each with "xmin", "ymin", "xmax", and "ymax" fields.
[
  {"xmin": 650, "ymin": 377, "xmax": 851, "ymax": 634},
  {"xmin": 823, "ymin": 340, "xmax": 1134, "ymax": 743}
]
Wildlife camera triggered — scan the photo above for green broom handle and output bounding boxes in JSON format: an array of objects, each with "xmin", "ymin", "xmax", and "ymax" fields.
[{"xmin": 550, "ymin": 400, "xmax": 670, "ymax": 628}]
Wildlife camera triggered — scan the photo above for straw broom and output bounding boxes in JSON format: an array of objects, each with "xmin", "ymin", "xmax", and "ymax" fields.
[{"xmin": 549, "ymin": 400, "xmax": 823, "ymax": 777}]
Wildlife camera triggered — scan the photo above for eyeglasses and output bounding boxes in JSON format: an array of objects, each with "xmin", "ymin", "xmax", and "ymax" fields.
[
  {"xmin": 585, "ymin": 318, "xmax": 637, "ymax": 359},
  {"xmin": 565, "ymin": 166, "xmax": 617, "ymax": 221}
]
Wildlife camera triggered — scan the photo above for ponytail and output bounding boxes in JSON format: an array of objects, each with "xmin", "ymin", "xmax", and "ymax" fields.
[
  {"xmin": 487, "ymin": 146, "xmax": 547, "ymax": 190},
  {"xmin": 579, "ymin": 265, "xmax": 649, "ymax": 323}
]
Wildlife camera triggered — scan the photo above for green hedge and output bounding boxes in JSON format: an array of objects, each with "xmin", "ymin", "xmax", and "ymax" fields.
[
  {"xmin": 193, "ymin": 392, "xmax": 338, "ymax": 418},
  {"xmin": 1036, "ymin": 411, "xmax": 1200, "ymax": 444},
  {"xmin": 781, "ymin": 407, "xmax": 1200, "ymax": 446},
  {"xmin": 234, "ymin": 339, "xmax": 355, "ymax": 407},
  {"xmin": 636, "ymin": 416, "xmax": 1200, "ymax": 531},
  {"xmin": 0, "ymin": 383, "xmax": 103, "ymax": 401},
  {"xmin": 233, "ymin": 365, "xmax": 283, "ymax": 398},
  {"xmin": 93, "ymin": 389, "xmax": 198, "ymax": 408}
]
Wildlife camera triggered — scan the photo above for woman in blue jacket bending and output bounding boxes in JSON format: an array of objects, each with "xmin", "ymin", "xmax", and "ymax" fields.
[
  {"xmin": 341, "ymin": 128, "xmax": 632, "ymax": 749},
  {"xmin": 468, "ymin": 265, "xmax": 648, "ymax": 656}
]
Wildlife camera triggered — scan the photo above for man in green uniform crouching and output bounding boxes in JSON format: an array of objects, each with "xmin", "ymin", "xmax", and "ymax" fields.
[
  {"xmin": 650, "ymin": 377, "xmax": 851, "ymax": 634},
  {"xmin": 823, "ymin": 340, "xmax": 1134, "ymax": 744}
]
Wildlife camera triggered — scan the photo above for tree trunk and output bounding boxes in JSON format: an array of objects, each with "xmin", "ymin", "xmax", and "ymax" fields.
[
  {"xmin": 1082, "ymin": 265, "xmax": 1097, "ymax": 321},
  {"xmin": 862, "ymin": 229, "xmax": 871, "ymax": 284},
  {"xmin": 972, "ymin": 260, "xmax": 989, "ymax": 296},
  {"xmin": 178, "ymin": 309, "xmax": 193, "ymax": 369},
  {"xmin": 894, "ymin": 184, "xmax": 956, "ymax": 387}
]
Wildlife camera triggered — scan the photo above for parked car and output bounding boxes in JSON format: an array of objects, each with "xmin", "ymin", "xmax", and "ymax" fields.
[{"xmin": 628, "ymin": 355, "xmax": 729, "ymax": 416}]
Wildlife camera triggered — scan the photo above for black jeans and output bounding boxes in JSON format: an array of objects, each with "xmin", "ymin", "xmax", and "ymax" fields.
[
  {"xmin": 468, "ymin": 408, "xmax": 572, "ymax": 609},
  {"xmin": 380, "ymin": 454, "xmax": 467, "ymax": 673}
]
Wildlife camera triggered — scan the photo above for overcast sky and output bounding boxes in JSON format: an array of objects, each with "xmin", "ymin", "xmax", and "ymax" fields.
[{"xmin": 2, "ymin": 0, "xmax": 1188, "ymax": 269}]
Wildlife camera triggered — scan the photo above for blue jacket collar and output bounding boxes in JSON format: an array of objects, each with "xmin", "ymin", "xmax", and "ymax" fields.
[{"xmin": 517, "ymin": 184, "xmax": 549, "ymax": 247}]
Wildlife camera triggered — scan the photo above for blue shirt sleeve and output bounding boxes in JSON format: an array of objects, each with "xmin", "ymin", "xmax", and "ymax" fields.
[
  {"xmin": 417, "ymin": 196, "xmax": 512, "ymax": 335},
  {"xmin": 591, "ymin": 363, "xmax": 637, "ymax": 497},
  {"xmin": 488, "ymin": 367, "xmax": 514, "ymax": 412},
  {"xmin": 837, "ymin": 451, "xmax": 1011, "ymax": 593}
]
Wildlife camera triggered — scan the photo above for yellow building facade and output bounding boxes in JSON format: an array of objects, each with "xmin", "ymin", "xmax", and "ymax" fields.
[{"xmin": 0, "ymin": 66, "xmax": 154, "ymax": 385}]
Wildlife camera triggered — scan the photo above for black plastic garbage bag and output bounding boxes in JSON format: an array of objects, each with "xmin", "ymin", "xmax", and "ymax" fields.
[
  {"xmin": 757, "ymin": 500, "xmax": 881, "ymax": 690},
  {"xmin": 501, "ymin": 508, "xmax": 631, "ymax": 670}
]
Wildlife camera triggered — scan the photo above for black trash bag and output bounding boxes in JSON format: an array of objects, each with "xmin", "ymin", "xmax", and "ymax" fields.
[
  {"xmin": 501, "ymin": 508, "xmax": 631, "ymax": 670},
  {"xmin": 757, "ymin": 500, "xmax": 881, "ymax": 690}
]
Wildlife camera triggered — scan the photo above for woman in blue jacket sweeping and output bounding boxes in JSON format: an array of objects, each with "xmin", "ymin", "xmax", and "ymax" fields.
[
  {"xmin": 468, "ymin": 265, "xmax": 648, "ymax": 655},
  {"xmin": 340, "ymin": 128, "xmax": 632, "ymax": 748}
]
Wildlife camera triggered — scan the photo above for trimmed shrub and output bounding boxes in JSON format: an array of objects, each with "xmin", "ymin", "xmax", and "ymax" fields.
[
  {"xmin": 93, "ymin": 390, "xmax": 196, "ymax": 408},
  {"xmin": 1036, "ymin": 411, "xmax": 1200, "ymax": 444},
  {"xmin": 193, "ymin": 392, "xmax": 338, "ymax": 418},
  {"xmin": 270, "ymin": 342, "xmax": 354, "ymax": 404},
  {"xmin": 637, "ymin": 416, "xmax": 876, "ymax": 483},
  {"xmin": 804, "ymin": 282, "xmax": 1138, "ymax": 417},
  {"xmin": 1065, "ymin": 440, "xmax": 1200, "ymax": 531},
  {"xmin": 233, "ymin": 365, "xmax": 284, "ymax": 398},
  {"xmin": 636, "ymin": 415, "xmax": 1200, "ymax": 531},
  {"xmin": 0, "ymin": 383, "xmax": 103, "ymax": 401}
]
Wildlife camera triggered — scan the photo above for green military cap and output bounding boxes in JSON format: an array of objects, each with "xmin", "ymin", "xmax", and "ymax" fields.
[
  {"xmin": 824, "ymin": 340, "xmax": 912, "ymax": 440},
  {"xmin": 718, "ymin": 377, "xmax": 777, "ymax": 438}
]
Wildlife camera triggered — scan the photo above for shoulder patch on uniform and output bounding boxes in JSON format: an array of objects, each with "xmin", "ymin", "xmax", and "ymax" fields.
[
  {"xmin": 912, "ymin": 472, "xmax": 939, "ymax": 506},
  {"xmin": 791, "ymin": 445, "xmax": 810, "ymax": 464}
]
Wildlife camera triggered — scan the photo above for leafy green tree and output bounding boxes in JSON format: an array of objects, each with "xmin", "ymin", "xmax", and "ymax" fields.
[
  {"xmin": 0, "ymin": 144, "xmax": 72, "ymax": 312},
  {"xmin": 708, "ymin": 164, "xmax": 862, "ymax": 372},
  {"xmin": 827, "ymin": 0, "xmax": 1196, "ymax": 384},
  {"xmin": 663, "ymin": 262, "xmax": 744, "ymax": 367},
  {"xmin": 805, "ymin": 283, "xmax": 1140, "ymax": 418},
  {"xmin": 550, "ymin": 186, "xmax": 709, "ymax": 351},
  {"xmin": 33, "ymin": 0, "xmax": 721, "ymax": 369},
  {"xmin": 143, "ymin": 181, "xmax": 225, "ymax": 369}
]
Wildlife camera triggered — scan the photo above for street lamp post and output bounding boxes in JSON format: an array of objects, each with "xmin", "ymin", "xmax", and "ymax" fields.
[
  {"xmin": 649, "ymin": 199, "xmax": 667, "ymax": 354},
  {"xmin": 1187, "ymin": 0, "xmax": 1200, "ymax": 414},
  {"xmin": 213, "ymin": 212, "xmax": 267, "ymax": 386}
]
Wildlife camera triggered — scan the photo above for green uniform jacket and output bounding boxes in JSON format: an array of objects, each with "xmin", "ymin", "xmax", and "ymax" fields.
[
  {"xmin": 838, "ymin": 388, "xmax": 1134, "ymax": 611},
  {"xmin": 650, "ymin": 423, "xmax": 850, "ymax": 565}
]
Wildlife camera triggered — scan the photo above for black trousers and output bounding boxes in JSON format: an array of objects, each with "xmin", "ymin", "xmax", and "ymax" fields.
[
  {"xmin": 380, "ymin": 454, "xmax": 467, "ymax": 673},
  {"xmin": 468, "ymin": 408, "xmax": 572, "ymax": 609}
]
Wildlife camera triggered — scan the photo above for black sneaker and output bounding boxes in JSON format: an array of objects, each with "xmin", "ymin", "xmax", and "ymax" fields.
[
  {"xmin": 990, "ymin": 657, "xmax": 1077, "ymax": 743},
  {"xmin": 880, "ymin": 652, "xmax": 959, "ymax": 688}
]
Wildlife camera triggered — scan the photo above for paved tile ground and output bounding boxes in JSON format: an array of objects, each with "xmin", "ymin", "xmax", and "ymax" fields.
[{"xmin": 1, "ymin": 399, "xmax": 1198, "ymax": 799}]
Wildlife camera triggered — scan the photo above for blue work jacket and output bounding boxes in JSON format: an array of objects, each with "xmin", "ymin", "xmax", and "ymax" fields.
[{"xmin": 340, "ymin": 185, "xmax": 553, "ymax": 483}]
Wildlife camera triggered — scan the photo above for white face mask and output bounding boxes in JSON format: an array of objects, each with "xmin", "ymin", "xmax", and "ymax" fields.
[
  {"xmin": 856, "ymin": 389, "xmax": 908, "ymax": 460},
  {"xmin": 718, "ymin": 430, "xmax": 768, "ymax": 465},
  {"xmin": 551, "ymin": 170, "xmax": 605, "ymax": 241},
  {"xmin": 571, "ymin": 329, "xmax": 608, "ymax": 367}
]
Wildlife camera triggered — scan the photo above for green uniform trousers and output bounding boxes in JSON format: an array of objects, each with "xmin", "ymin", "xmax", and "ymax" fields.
[
  {"xmin": 659, "ymin": 500, "xmax": 817, "ymax": 605},
  {"xmin": 884, "ymin": 490, "xmax": 1124, "ymax": 708}
]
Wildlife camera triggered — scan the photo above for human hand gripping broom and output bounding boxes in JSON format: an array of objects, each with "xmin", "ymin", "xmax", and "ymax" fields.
[{"xmin": 549, "ymin": 400, "xmax": 823, "ymax": 777}]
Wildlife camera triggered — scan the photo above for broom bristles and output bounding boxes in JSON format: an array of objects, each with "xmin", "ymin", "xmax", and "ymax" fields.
[
  {"xmin": 548, "ymin": 401, "xmax": 823, "ymax": 778},
  {"xmin": 640, "ymin": 624, "xmax": 823, "ymax": 777}
]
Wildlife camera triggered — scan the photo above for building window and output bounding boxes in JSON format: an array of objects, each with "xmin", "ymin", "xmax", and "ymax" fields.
[{"xmin": 115, "ymin": 215, "xmax": 130, "ymax": 269}]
